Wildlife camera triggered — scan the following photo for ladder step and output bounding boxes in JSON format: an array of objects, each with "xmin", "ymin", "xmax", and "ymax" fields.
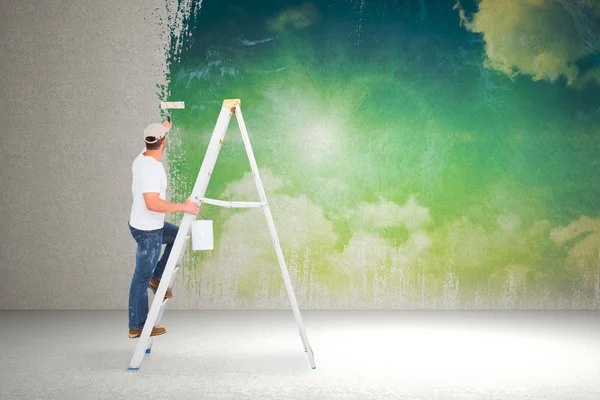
[{"xmin": 197, "ymin": 197, "xmax": 265, "ymax": 208}]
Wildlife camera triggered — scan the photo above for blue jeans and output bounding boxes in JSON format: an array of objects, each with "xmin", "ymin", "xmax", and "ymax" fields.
[{"xmin": 128, "ymin": 221, "xmax": 179, "ymax": 330}]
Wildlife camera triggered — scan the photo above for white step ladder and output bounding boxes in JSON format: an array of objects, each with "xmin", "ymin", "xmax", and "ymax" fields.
[{"xmin": 128, "ymin": 99, "xmax": 316, "ymax": 370}]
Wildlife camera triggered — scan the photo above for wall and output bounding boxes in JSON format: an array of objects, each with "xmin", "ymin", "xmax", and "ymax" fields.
[
  {"xmin": 2, "ymin": 0, "xmax": 600, "ymax": 310},
  {"xmin": 167, "ymin": 0, "xmax": 600, "ymax": 309},
  {"xmin": 0, "ymin": 0, "xmax": 169, "ymax": 308}
]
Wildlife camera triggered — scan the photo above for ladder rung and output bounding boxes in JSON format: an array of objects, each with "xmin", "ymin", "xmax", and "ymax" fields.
[
  {"xmin": 161, "ymin": 297, "xmax": 170, "ymax": 308},
  {"xmin": 197, "ymin": 197, "xmax": 265, "ymax": 208}
]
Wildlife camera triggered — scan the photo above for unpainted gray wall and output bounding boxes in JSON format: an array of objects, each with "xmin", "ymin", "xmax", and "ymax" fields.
[{"xmin": 1, "ymin": 0, "xmax": 170, "ymax": 308}]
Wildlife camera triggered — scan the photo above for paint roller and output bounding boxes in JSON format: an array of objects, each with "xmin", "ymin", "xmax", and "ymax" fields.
[{"xmin": 160, "ymin": 101, "xmax": 185, "ymax": 123}]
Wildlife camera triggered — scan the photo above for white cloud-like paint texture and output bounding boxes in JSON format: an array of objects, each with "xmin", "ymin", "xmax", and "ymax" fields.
[
  {"xmin": 183, "ymin": 169, "xmax": 597, "ymax": 308},
  {"xmin": 455, "ymin": 0, "xmax": 600, "ymax": 85},
  {"xmin": 202, "ymin": 169, "xmax": 339, "ymax": 305},
  {"xmin": 266, "ymin": 2, "xmax": 321, "ymax": 33},
  {"xmin": 333, "ymin": 196, "xmax": 432, "ymax": 275},
  {"xmin": 551, "ymin": 216, "xmax": 600, "ymax": 285},
  {"xmin": 348, "ymin": 196, "xmax": 431, "ymax": 232}
]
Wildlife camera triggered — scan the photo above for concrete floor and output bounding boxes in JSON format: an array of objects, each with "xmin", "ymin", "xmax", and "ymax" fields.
[{"xmin": 1, "ymin": 310, "xmax": 599, "ymax": 399}]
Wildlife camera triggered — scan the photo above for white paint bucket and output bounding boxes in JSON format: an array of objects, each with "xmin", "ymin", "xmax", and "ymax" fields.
[{"xmin": 191, "ymin": 220, "xmax": 213, "ymax": 251}]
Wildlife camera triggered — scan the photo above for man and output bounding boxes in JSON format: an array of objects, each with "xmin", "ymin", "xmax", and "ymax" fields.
[{"xmin": 127, "ymin": 120, "xmax": 199, "ymax": 339}]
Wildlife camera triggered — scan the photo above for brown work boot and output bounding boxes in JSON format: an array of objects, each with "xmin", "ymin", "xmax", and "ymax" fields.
[
  {"xmin": 128, "ymin": 326, "xmax": 167, "ymax": 339},
  {"xmin": 148, "ymin": 276, "xmax": 173, "ymax": 299}
]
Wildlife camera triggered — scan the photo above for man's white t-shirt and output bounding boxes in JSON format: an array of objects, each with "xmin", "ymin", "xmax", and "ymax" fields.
[{"xmin": 129, "ymin": 150, "xmax": 167, "ymax": 230}]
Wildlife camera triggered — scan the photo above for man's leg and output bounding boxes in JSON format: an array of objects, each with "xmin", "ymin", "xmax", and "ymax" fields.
[
  {"xmin": 128, "ymin": 226, "xmax": 163, "ymax": 331},
  {"xmin": 153, "ymin": 221, "xmax": 180, "ymax": 281}
]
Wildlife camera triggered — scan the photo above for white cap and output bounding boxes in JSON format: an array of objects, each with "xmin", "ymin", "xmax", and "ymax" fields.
[{"xmin": 143, "ymin": 123, "xmax": 170, "ymax": 144}]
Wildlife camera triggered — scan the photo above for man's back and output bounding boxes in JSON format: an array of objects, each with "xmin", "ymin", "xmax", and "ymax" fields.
[{"xmin": 129, "ymin": 151, "xmax": 167, "ymax": 230}]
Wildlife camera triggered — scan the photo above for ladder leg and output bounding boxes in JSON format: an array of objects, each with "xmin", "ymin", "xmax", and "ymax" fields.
[
  {"xmin": 143, "ymin": 232, "xmax": 190, "ymax": 356},
  {"xmin": 234, "ymin": 107, "xmax": 316, "ymax": 369},
  {"xmin": 263, "ymin": 203, "xmax": 316, "ymax": 369},
  {"xmin": 148, "ymin": 233, "xmax": 191, "ymax": 353}
]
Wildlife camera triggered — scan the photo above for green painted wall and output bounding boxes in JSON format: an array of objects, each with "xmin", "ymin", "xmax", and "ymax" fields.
[{"xmin": 164, "ymin": 0, "xmax": 600, "ymax": 308}]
